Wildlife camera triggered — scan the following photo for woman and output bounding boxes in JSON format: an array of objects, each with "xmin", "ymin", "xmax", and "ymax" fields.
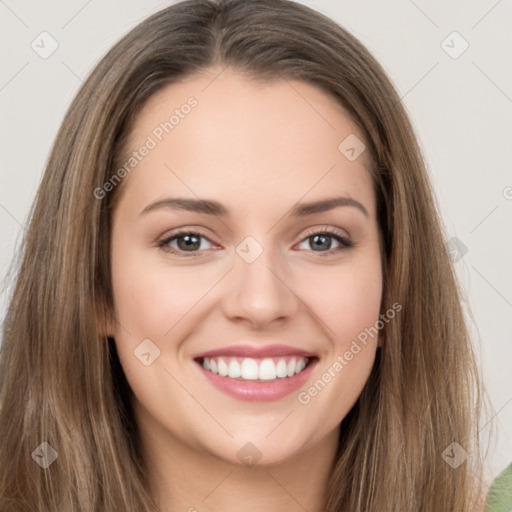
[{"xmin": 0, "ymin": 0, "xmax": 489, "ymax": 510}]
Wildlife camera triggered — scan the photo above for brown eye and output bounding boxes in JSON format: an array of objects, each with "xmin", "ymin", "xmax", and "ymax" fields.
[{"xmin": 158, "ymin": 231, "xmax": 214, "ymax": 257}]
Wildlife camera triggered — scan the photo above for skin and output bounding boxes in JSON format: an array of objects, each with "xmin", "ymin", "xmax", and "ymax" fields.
[{"xmin": 107, "ymin": 66, "xmax": 383, "ymax": 512}]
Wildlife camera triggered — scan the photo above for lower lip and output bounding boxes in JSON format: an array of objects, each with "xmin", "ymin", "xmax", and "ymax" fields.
[{"xmin": 196, "ymin": 359, "xmax": 317, "ymax": 402}]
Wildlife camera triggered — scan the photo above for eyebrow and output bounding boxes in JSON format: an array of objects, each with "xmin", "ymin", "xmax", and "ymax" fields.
[{"xmin": 139, "ymin": 196, "xmax": 369, "ymax": 218}]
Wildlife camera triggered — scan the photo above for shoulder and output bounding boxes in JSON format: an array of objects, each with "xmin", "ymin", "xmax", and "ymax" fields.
[{"xmin": 484, "ymin": 462, "xmax": 512, "ymax": 511}]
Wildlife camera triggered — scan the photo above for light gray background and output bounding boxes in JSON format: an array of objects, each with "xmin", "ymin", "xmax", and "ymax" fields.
[{"xmin": 1, "ymin": 0, "xmax": 511, "ymax": 484}]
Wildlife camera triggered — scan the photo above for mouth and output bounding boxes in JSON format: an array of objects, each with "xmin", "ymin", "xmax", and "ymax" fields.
[
  {"xmin": 196, "ymin": 355, "xmax": 313, "ymax": 382},
  {"xmin": 192, "ymin": 344, "xmax": 318, "ymax": 401}
]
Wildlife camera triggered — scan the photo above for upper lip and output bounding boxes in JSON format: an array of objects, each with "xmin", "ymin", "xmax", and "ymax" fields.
[{"xmin": 193, "ymin": 344, "xmax": 316, "ymax": 360}]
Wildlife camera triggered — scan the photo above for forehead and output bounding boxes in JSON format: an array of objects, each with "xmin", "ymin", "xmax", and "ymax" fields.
[{"xmin": 118, "ymin": 67, "xmax": 375, "ymax": 218}]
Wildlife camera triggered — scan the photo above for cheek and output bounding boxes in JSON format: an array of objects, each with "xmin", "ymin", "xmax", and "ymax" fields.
[
  {"xmin": 110, "ymin": 246, "xmax": 214, "ymax": 339},
  {"xmin": 298, "ymin": 265, "xmax": 380, "ymax": 413},
  {"xmin": 295, "ymin": 253, "xmax": 382, "ymax": 425},
  {"xmin": 302, "ymin": 256, "xmax": 383, "ymax": 348}
]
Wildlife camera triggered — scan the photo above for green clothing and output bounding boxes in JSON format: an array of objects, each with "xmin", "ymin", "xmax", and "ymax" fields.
[{"xmin": 486, "ymin": 463, "xmax": 512, "ymax": 511}]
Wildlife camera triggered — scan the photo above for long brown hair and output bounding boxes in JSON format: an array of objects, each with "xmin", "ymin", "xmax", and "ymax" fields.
[{"xmin": 0, "ymin": 0, "xmax": 488, "ymax": 510}]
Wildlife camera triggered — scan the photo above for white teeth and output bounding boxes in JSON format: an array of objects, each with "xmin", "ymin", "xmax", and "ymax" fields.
[
  {"xmin": 228, "ymin": 359, "xmax": 241, "ymax": 378},
  {"xmin": 276, "ymin": 359, "xmax": 288, "ymax": 378},
  {"xmin": 201, "ymin": 356, "xmax": 310, "ymax": 381},
  {"xmin": 241, "ymin": 358, "xmax": 259, "ymax": 380},
  {"xmin": 296, "ymin": 358, "xmax": 306, "ymax": 374},
  {"xmin": 287, "ymin": 358, "xmax": 296, "ymax": 377},
  {"xmin": 217, "ymin": 358, "xmax": 229, "ymax": 377},
  {"xmin": 259, "ymin": 358, "xmax": 277, "ymax": 380}
]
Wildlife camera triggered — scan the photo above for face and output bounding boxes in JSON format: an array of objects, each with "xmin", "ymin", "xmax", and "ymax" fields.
[{"xmin": 107, "ymin": 67, "xmax": 383, "ymax": 468}]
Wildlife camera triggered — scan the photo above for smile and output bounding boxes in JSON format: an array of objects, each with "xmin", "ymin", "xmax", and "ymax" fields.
[
  {"xmin": 194, "ymin": 355, "xmax": 319, "ymax": 402},
  {"xmin": 201, "ymin": 355, "xmax": 309, "ymax": 381}
]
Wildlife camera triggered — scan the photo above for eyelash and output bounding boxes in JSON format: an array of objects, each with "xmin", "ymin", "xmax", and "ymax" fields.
[{"xmin": 157, "ymin": 227, "xmax": 353, "ymax": 258}]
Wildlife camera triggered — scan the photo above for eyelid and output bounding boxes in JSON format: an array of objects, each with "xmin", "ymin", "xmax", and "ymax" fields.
[
  {"xmin": 296, "ymin": 225, "xmax": 353, "ymax": 255},
  {"xmin": 300, "ymin": 225, "xmax": 350, "ymax": 242},
  {"xmin": 157, "ymin": 225, "xmax": 353, "ymax": 257},
  {"xmin": 157, "ymin": 228, "xmax": 218, "ymax": 257}
]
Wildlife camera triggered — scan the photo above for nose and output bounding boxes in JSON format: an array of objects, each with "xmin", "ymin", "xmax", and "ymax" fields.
[{"xmin": 221, "ymin": 245, "xmax": 299, "ymax": 329}]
